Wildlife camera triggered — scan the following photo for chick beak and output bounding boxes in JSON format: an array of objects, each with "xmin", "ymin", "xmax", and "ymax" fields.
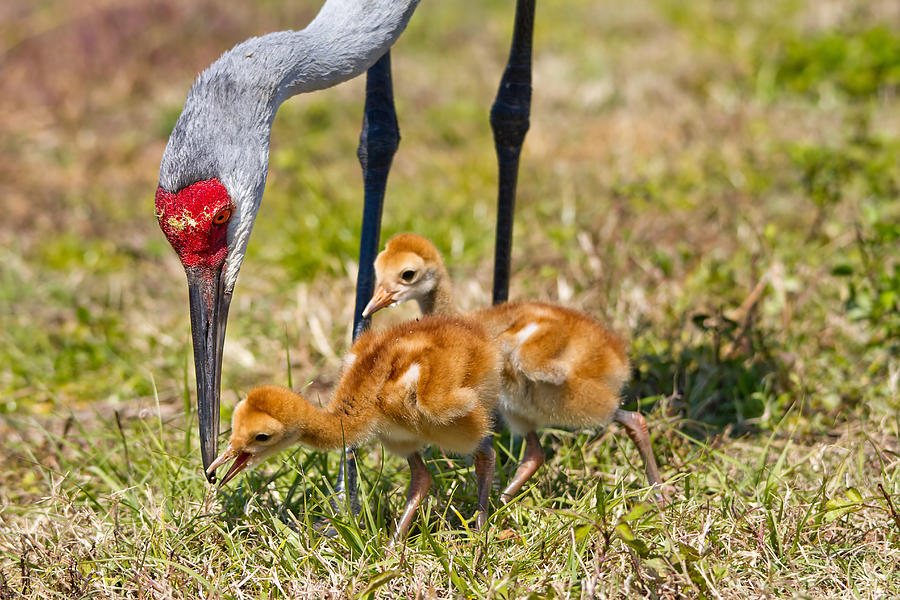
[
  {"xmin": 206, "ymin": 446, "xmax": 252, "ymax": 488},
  {"xmin": 361, "ymin": 286, "xmax": 397, "ymax": 318}
]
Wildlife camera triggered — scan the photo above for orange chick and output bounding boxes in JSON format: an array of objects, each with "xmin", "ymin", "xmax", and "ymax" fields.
[
  {"xmin": 207, "ymin": 315, "xmax": 502, "ymax": 540},
  {"xmin": 362, "ymin": 233, "xmax": 664, "ymax": 504}
]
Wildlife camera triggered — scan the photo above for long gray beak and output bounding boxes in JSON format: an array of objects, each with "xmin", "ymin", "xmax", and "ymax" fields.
[{"xmin": 186, "ymin": 265, "xmax": 231, "ymax": 483}]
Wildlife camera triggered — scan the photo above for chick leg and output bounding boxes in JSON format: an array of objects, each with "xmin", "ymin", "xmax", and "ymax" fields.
[
  {"xmin": 500, "ymin": 430, "xmax": 545, "ymax": 503},
  {"xmin": 473, "ymin": 436, "xmax": 496, "ymax": 529},
  {"xmin": 613, "ymin": 409, "xmax": 662, "ymax": 487},
  {"xmin": 393, "ymin": 452, "xmax": 433, "ymax": 543}
]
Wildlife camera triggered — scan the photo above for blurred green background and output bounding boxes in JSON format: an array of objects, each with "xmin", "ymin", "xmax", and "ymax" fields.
[{"xmin": 2, "ymin": 0, "xmax": 896, "ymax": 427}]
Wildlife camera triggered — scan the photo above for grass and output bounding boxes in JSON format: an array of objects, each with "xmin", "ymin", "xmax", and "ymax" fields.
[{"xmin": 1, "ymin": 0, "xmax": 899, "ymax": 597}]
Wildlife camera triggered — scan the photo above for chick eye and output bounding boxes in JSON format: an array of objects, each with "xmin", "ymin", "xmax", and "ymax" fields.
[
  {"xmin": 255, "ymin": 433, "xmax": 270, "ymax": 442},
  {"xmin": 212, "ymin": 207, "xmax": 232, "ymax": 225},
  {"xmin": 401, "ymin": 270, "xmax": 416, "ymax": 282}
]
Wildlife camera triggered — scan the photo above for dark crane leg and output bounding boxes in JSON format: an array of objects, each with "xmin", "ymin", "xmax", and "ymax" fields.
[
  {"xmin": 491, "ymin": 0, "xmax": 534, "ymax": 305},
  {"xmin": 479, "ymin": 0, "xmax": 536, "ymax": 523},
  {"xmin": 333, "ymin": 51, "xmax": 400, "ymax": 514}
]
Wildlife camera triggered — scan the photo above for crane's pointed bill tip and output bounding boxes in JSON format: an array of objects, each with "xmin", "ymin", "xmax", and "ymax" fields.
[
  {"xmin": 361, "ymin": 286, "xmax": 396, "ymax": 318},
  {"xmin": 205, "ymin": 445, "xmax": 233, "ymax": 484}
]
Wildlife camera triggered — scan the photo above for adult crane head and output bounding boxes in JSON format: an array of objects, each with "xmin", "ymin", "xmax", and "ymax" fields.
[
  {"xmin": 154, "ymin": 0, "xmax": 421, "ymax": 482},
  {"xmin": 155, "ymin": 103, "xmax": 267, "ymax": 481}
]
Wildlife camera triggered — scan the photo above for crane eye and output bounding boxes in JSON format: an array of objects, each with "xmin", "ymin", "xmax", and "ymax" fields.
[
  {"xmin": 213, "ymin": 207, "xmax": 232, "ymax": 225},
  {"xmin": 401, "ymin": 269, "xmax": 416, "ymax": 282},
  {"xmin": 255, "ymin": 433, "xmax": 270, "ymax": 442}
]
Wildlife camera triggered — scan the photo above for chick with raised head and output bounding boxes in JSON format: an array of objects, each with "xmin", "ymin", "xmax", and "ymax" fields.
[
  {"xmin": 362, "ymin": 233, "xmax": 664, "ymax": 504},
  {"xmin": 207, "ymin": 315, "xmax": 502, "ymax": 540}
]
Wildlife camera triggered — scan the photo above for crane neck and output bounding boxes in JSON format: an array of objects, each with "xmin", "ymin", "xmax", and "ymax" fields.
[
  {"xmin": 277, "ymin": 0, "xmax": 420, "ymax": 98},
  {"xmin": 191, "ymin": 0, "xmax": 420, "ymax": 115},
  {"xmin": 163, "ymin": 0, "xmax": 420, "ymax": 181}
]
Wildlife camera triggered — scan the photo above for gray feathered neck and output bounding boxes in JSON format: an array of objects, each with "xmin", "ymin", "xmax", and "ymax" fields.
[{"xmin": 159, "ymin": 0, "xmax": 419, "ymax": 195}]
